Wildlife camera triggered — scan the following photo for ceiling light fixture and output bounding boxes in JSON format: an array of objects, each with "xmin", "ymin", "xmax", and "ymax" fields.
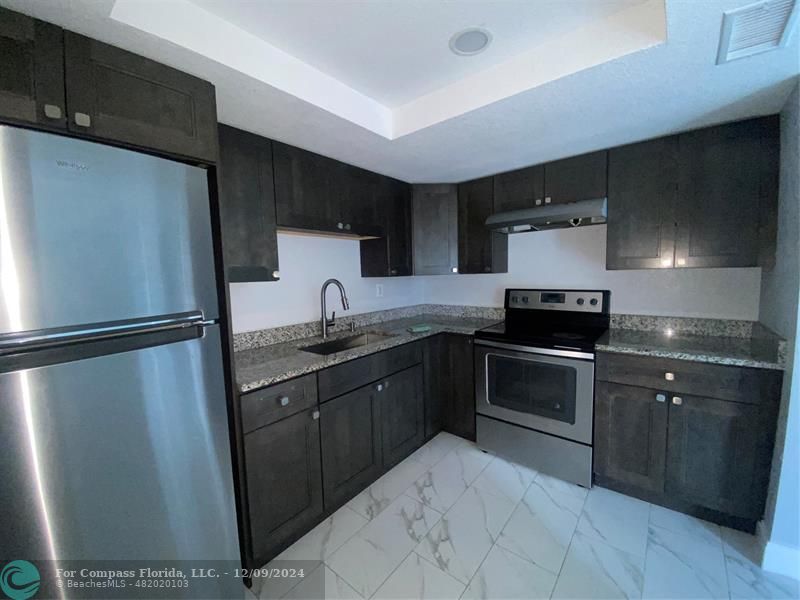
[{"xmin": 449, "ymin": 27, "xmax": 492, "ymax": 56}]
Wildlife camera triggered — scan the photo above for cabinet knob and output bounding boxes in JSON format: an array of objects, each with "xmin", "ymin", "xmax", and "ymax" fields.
[
  {"xmin": 376, "ymin": 383, "xmax": 384, "ymax": 392},
  {"xmin": 272, "ymin": 270, "xmax": 280, "ymax": 280},
  {"xmin": 337, "ymin": 222, "xmax": 344, "ymax": 230},
  {"xmin": 43, "ymin": 104, "xmax": 62, "ymax": 119},
  {"xmin": 484, "ymin": 266, "xmax": 491, "ymax": 272},
  {"xmin": 672, "ymin": 396, "xmax": 683, "ymax": 406},
  {"xmin": 312, "ymin": 410, "xmax": 320, "ymax": 420},
  {"xmin": 345, "ymin": 223, "xmax": 351, "ymax": 231},
  {"xmin": 279, "ymin": 396, "xmax": 290, "ymax": 407},
  {"xmin": 451, "ymin": 267, "xmax": 458, "ymax": 273},
  {"xmin": 384, "ymin": 380, "xmax": 390, "ymax": 389},
  {"xmin": 390, "ymin": 268, "xmax": 398, "ymax": 275},
  {"xmin": 664, "ymin": 372, "xmax": 675, "ymax": 381},
  {"xmin": 74, "ymin": 112, "xmax": 91, "ymax": 127},
  {"xmin": 544, "ymin": 197, "xmax": 552, "ymax": 204},
  {"xmin": 655, "ymin": 393, "xmax": 666, "ymax": 403},
  {"xmin": 535, "ymin": 198, "xmax": 543, "ymax": 206}
]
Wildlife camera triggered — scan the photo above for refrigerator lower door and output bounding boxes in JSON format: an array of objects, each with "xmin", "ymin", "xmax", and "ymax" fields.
[
  {"xmin": 0, "ymin": 124, "xmax": 219, "ymax": 336},
  {"xmin": 0, "ymin": 325, "xmax": 241, "ymax": 596}
]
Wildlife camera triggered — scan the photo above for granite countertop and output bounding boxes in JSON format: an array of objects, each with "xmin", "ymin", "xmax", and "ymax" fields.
[
  {"xmin": 235, "ymin": 314, "xmax": 499, "ymax": 393},
  {"xmin": 596, "ymin": 327, "xmax": 785, "ymax": 370}
]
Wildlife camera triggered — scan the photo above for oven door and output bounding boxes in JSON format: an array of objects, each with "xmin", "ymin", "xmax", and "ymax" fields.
[{"xmin": 475, "ymin": 340, "xmax": 594, "ymax": 445}]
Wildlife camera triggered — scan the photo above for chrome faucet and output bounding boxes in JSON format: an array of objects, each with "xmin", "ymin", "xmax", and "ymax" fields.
[{"xmin": 320, "ymin": 278, "xmax": 350, "ymax": 338}]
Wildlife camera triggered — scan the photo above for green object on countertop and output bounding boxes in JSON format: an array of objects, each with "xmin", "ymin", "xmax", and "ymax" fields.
[{"xmin": 408, "ymin": 324, "xmax": 432, "ymax": 333}]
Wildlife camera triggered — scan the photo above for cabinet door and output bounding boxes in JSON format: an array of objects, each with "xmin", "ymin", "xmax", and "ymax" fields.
[
  {"xmin": 320, "ymin": 385, "xmax": 382, "ymax": 511},
  {"xmin": 63, "ymin": 32, "xmax": 217, "ymax": 162},
  {"xmin": 594, "ymin": 382, "xmax": 667, "ymax": 494},
  {"xmin": 245, "ymin": 409, "xmax": 323, "ymax": 566},
  {"xmin": 412, "ymin": 184, "xmax": 458, "ymax": 275},
  {"xmin": 444, "ymin": 335, "xmax": 476, "ymax": 441},
  {"xmin": 666, "ymin": 394, "xmax": 774, "ymax": 519},
  {"xmin": 0, "ymin": 8, "xmax": 66, "ymax": 130},
  {"xmin": 381, "ymin": 365, "xmax": 425, "ymax": 468},
  {"xmin": 606, "ymin": 136, "xmax": 678, "ymax": 270},
  {"xmin": 335, "ymin": 164, "xmax": 380, "ymax": 236},
  {"xmin": 544, "ymin": 150, "xmax": 607, "ymax": 205},
  {"xmin": 274, "ymin": 142, "xmax": 339, "ymax": 233},
  {"xmin": 493, "ymin": 164, "xmax": 544, "ymax": 212},
  {"xmin": 674, "ymin": 117, "xmax": 777, "ymax": 268},
  {"xmin": 218, "ymin": 125, "xmax": 279, "ymax": 282},
  {"xmin": 422, "ymin": 334, "xmax": 448, "ymax": 439},
  {"xmin": 458, "ymin": 176, "xmax": 508, "ymax": 274},
  {"xmin": 360, "ymin": 178, "xmax": 412, "ymax": 277}
]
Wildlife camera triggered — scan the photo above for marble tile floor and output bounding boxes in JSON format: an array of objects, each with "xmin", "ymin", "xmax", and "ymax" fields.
[{"xmin": 247, "ymin": 432, "xmax": 800, "ymax": 600}]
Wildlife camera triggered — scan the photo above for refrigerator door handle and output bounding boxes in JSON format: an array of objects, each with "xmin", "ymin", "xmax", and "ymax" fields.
[{"xmin": 0, "ymin": 312, "xmax": 208, "ymax": 355}]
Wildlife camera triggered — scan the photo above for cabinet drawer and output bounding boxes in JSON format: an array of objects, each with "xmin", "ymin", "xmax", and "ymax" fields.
[
  {"xmin": 595, "ymin": 352, "xmax": 781, "ymax": 405},
  {"xmin": 241, "ymin": 374, "xmax": 317, "ymax": 433},
  {"xmin": 318, "ymin": 342, "xmax": 422, "ymax": 402}
]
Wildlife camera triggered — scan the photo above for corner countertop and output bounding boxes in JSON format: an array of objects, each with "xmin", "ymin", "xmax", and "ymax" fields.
[
  {"xmin": 596, "ymin": 327, "xmax": 785, "ymax": 370},
  {"xmin": 234, "ymin": 315, "xmax": 499, "ymax": 393}
]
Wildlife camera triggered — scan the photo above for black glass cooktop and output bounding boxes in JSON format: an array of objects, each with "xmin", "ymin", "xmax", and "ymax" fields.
[{"xmin": 474, "ymin": 320, "xmax": 608, "ymax": 352}]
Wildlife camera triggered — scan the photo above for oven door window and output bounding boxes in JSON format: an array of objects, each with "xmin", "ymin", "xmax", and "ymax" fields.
[{"xmin": 486, "ymin": 354, "xmax": 577, "ymax": 425}]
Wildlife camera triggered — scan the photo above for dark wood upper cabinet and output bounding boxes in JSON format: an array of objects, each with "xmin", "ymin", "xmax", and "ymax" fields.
[
  {"xmin": 335, "ymin": 164, "xmax": 380, "ymax": 236},
  {"xmin": 458, "ymin": 176, "xmax": 508, "ymax": 274},
  {"xmin": 606, "ymin": 136, "xmax": 678, "ymax": 270},
  {"xmin": 63, "ymin": 32, "xmax": 218, "ymax": 162},
  {"xmin": 412, "ymin": 184, "xmax": 458, "ymax": 275},
  {"xmin": 274, "ymin": 141, "xmax": 337, "ymax": 233},
  {"xmin": 380, "ymin": 365, "xmax": 424, "ymax": 468},
  {"xmin": 320, "ymin": 383, "xmax": 383, "ymax": 512},
  {"xmin": 675, "ymin": 116, "xmax": 778, "ymax": 269},
  {"xmin": 360, "ymin": 177, "xmax": 413, "ymax": 277},
  {"xmin": 544, "ymin": 150, "xmax": 607, "ymax": 205},
  {"xmin": 666, "ymin": 393, "xmax": 775, "ymax": 520},
  {"xmin": 245, "ymin": 409, "xmax": 323, "ymax": 566},
  {"xmin": 0, "ymin": 8, "xmax": 66, "ymax": 130},
  {"xmin": 493, "ymin": 164, "xmax": 544, "ymax": 212},
  {"xmin": 594, "ymin": 381, "xmax": 667, "ymax": 494},
  {"xmin": 218, "ymin": 124, "xmax": 279, "ymax": 283}
]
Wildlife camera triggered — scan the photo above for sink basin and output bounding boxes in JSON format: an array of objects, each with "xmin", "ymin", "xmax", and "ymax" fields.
[{"xmin": 300, "ymin": 332, "xmax": 396, "ymax": 355}]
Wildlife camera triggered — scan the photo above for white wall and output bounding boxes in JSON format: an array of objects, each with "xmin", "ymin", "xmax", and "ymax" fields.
[
  {"xmin": 760, "ymin": 81, "xmax": 800, "ymax": 576},
  {"xmin": 229, "ymin": 233, "xmax": 423, "ymax": 333},
  {"xmin": 423, "ymin": 225, "xmax": 762, "ymax": 320}
]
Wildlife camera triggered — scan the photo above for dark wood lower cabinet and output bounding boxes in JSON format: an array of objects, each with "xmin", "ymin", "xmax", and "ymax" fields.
[
  {"xmin": 245, "ymin": 409, "xmax": 323, "ymax": 567},
  {"xmin": 594, "ymin": 381, "xmax": 667, "ymax": 494},
  {"xmin": 380, "ymin": 365, "xmax": 424, "ymax": 468},
  {"xmin": 666, "ymin": 394, "xmax": 774, "ymax": 520},
  {"xmin": 320, "ymin": 384, "xmax": 382, "ymax": 511},
  {"xmin": 594, "ymin": 353, "xmax": 780, "ymax": 529},
  {"xmin": 443, "ymin": 335, "xmax": 476, "ymax": 441},
  {"xmin": 422, "ymin": 335, "xmax": 448, "ymax": 439}
]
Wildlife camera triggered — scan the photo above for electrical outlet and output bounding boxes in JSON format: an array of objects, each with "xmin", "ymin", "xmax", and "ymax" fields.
[{"xmin": 375, "ymin": 284, "xmax": 384, "ymax": 298}]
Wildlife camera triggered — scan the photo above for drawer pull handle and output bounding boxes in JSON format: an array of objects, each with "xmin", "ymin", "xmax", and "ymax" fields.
[
  {"xmin": 655, "ymin": 393, "xmax": 666, "ymax": 403},
  {"xmin": 665, "ymin": 372, "xmax": 675, "ymax": 381},
  {"xmin": 279, "ymin": 396, "xmax": 290, "ymax": 407},
  {"xmin": 672, "ymin": 396, "xmax": 683, "ymax": 406},
  {"xmin": 312, "ymin": 410, "xmax": 320, "ymax": 420}
]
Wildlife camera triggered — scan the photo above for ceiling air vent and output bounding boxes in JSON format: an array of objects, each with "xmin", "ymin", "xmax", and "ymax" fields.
[{"xmin": 717, "ymin": 0, "xmax": 798, "ymax": 64}]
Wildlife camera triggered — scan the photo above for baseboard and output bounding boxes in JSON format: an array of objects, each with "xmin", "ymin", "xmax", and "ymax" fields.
[{"xmin": 761, "ymin": 536, "xmax": 800, "ymax": 580}]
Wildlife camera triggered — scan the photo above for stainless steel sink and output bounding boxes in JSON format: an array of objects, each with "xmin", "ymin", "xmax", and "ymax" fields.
[{"xmin": 300, "ymin": 332, "xmax": 396, "ymax": 355}]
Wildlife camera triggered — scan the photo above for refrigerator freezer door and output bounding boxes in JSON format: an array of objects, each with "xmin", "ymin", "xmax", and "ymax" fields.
[
  {"xmin": 0, "ymin": 325, "xmax": 239, "ymax": 570},
  {"xmin": 0, "ymin": 125, "xmax": 219, "ymax": 336}
]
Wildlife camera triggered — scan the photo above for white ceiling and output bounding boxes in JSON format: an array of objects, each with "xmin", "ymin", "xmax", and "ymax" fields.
[
  {"xmin": 3, "ymin": 0, "xmax": 799, "ymax": 182},
  {"xmin": 186, "ymin": 0, "xmax": 648, "ymax": 107}
]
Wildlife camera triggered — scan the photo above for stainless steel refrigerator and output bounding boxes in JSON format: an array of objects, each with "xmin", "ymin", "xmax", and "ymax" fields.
[{"xmin": 0, "ymin": 125, "xmax": 241, "ymax": 595}]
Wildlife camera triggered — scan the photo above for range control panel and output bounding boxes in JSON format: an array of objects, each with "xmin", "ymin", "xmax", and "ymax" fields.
[{"xmin": 507, "ymin": 289, "xmax": 606, "ymax": 313}]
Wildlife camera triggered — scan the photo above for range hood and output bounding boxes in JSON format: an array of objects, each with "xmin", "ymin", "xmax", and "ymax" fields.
[{"xmin": 485, "ymin": 198, "xmax": 607, "ymax": 234}]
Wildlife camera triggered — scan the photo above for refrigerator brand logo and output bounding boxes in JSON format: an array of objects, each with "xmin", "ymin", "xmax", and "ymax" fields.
[
  {"xmin": 55, "ymin": 159, "xmax": 90, "ymax": 172},
  {"xmin": 0, "ymin": 561, "xmax": 39, "ymax": 600}
]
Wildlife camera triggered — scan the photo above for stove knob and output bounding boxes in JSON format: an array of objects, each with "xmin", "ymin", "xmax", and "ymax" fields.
[
  {"xmin": 522, "ymin": 296, "xmax": 529, "ymax": 304},
  {"xmin": 590, "ymin": 298, "xmax": 599, "ymax": 306},
  {"xmin": 577, "ymin": 298, "xmax": 585, "ymax": 305}
]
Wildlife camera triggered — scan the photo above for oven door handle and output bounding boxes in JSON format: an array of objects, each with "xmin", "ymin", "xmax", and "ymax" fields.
[{"xmin": 474, "ymin": 339, "xmax": 595, "ymax": 361}]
